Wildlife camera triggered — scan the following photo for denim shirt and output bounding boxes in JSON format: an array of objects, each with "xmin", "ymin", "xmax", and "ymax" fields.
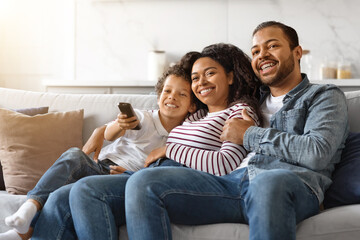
[{"xmin": 243, "ymin": 75, "xmax": 349, "ymax": 203}]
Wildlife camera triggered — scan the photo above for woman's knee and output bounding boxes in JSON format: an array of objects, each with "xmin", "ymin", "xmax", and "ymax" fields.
[
  {"xmin": 126, "ymin": 168, "xmax": 178, "ymax": 204},
  {"xmin": 46, "ymin": 185, "xmax": 72, "ymax": 208}
]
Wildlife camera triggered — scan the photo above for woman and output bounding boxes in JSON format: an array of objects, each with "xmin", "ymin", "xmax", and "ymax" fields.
[{"xmin": 125, "ymin": 43, "xmax": 262, "ymax": 239}]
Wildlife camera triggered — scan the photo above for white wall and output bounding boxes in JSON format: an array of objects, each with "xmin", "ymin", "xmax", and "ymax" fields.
[
  {"xmin": 0, "ymin": 0, "xmax": 74, "ymax": 91},
  {"xmin": 1, "ymin": 0, "xmax": 359, "ymax": 91}
]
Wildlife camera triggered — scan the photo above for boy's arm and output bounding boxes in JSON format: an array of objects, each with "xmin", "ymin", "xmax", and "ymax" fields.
[
  {"xmin": 82, "ymin": 125, "xmax": 106, "ymax": 162},
  {"xmin": 104, "ymin": 113, "xmax": 140, "ymax": 141}
]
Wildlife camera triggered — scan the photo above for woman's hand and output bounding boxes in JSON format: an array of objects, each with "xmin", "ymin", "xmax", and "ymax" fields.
[
  {"xmin": 144, "ymin": 146, "xmax": 167, "ymax": 167},
  {"xmin": 109, "ymin": 165, "xmax": 127, "ymax": 175},
  {"xmin": 82, "ymin": 125, "xmax": 106, "ymax": 162}
]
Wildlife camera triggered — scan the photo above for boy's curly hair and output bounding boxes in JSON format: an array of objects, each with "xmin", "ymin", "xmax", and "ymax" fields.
[{"xmin": 155, "ymin": 64, "xmax": 205, "ymax": 111}]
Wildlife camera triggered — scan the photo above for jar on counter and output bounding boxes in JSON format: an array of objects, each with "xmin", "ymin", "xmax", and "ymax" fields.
[
  {"xmin": 337, "ymin": 61, "xmax": 352, "ymax": 79},
  {"xmin": 301, "ymin": 50, "xmax": 313, "ymax": 79},
  {"xmin": 319, "ymin": 60, "xmax": 337, "ymax": 80},
  {"xmin": 147, "ymin": 50, "xmax": 166, "ymax": 81}
]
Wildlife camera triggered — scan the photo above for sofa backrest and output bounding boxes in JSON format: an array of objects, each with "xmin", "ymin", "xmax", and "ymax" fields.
[
  {"xmin": 0, "ymin": 87, "xmax": 158, "ymax": 144},
  {"xmin": 0, "ymin": 87, "xmax": 359, "ymax": 145},
  {"xmin": 344, "ymin": 90, "xmax": 360, "ymax": 133}
]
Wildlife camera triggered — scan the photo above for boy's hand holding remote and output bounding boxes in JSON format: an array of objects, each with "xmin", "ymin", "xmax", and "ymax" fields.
[
  {"xmin": 116, "ymin": 113, "xmax": 141, "ymax": 131},
  {"xmin": 104, "ymin": 112, "xmax": 141, "ymax": 141}
]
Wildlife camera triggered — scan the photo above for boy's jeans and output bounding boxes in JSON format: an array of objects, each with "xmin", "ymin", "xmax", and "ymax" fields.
[
  {"xmin": 31, "ymin": 158, "xmax": 181, "ymax": 240},
  {"xmin": 27, "ymin": 147, "xmax": 115, "ymax": 206},
  {"xmin": 125, "ymin": 167, "xmax": 320, "ymax": 240}
]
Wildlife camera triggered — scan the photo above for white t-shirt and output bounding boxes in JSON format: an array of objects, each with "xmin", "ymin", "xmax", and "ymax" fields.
[
  {"xmin": 98, "ymin": 109, "xmax": 168, "ymax": 172},
  {"xmin": 237, "ymin": 93, "xmax": 285, "ymax": 169}
]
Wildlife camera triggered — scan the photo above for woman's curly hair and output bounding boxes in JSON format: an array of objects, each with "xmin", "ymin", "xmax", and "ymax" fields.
[{"xmin": 179, "ymin": 43, "xmax": 263, "ymax": 124}]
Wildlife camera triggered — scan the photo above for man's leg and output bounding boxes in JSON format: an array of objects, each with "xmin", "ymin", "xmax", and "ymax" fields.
[
  {"xmin": 31, "ymin": 184, "xmax": 77, "ymax": 240},
  {"xmin": 125, "ymin": 167, "xmax": 249, "ymax": 240},
  {"xmin": 69, "ymin": 174, "xmax": 131, "ymax": 240},
  {"xmin": 246, "ymin": 169, "xmax": 319, "ymax": 240}
]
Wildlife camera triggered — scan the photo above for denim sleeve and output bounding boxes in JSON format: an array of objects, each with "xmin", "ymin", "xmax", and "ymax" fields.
[{"xmin": 243, "ymin": 88, "xmax": 349, "ymax": 171}]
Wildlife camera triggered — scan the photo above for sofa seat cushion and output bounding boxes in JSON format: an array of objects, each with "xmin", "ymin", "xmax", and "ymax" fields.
[
  {"xmin": 0, "ymin": 108, "xmax": 83, "ymax": 194},
  {"xmin": 0, "ymin": 191, "xmax": 27, "ymax": 232},
  {"xmin": 118, "ymin": 205, "xmax": 360, "ymax": 240}
]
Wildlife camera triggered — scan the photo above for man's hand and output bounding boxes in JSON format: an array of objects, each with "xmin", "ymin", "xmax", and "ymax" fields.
[
  {"xmin": 109, "ymin": 165, "xmax": 127, "ymax": 175},
  {"xmin": 82, "ymin": 125, "xmax": 106, "ymax": 162},
  {"xmin": 144, "ymin": 146, "xmax": 166, "ymax": 167},
  {"xmin": 220, "ymin": 109, "xmax": 255, "ymax": 145}
]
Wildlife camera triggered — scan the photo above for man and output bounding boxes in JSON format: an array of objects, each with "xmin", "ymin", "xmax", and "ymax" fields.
[{"xmin": 124, "ymin": 21, "xmax": 349, "ymax": 240}]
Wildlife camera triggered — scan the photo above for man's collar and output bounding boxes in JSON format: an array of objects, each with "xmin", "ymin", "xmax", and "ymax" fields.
[{"xmin": 259, "ymin": 74, "xmax": 309, "ymax": 101}]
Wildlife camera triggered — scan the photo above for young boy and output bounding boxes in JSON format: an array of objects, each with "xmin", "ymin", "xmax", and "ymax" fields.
[{"xmin": 1, "ymin": 64, "xmax": 197, "ymax": 240}]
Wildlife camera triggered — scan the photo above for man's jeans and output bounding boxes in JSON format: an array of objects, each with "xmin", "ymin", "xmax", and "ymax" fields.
[{"xmin": 125, "ymin": 166, "xmax": 320, "ymax": 240}]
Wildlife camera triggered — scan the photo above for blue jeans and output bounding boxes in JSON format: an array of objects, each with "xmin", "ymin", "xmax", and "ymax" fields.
[
  {"xmin": 31, "ymin": 173, "xmax": 132, "ymax": 240},
  {"xmin": 125, "ymin": 167, "xmax": 320, "ymax": 240},
  {"xmin": 28, "ymin": 147, "xmax": 115, "ymax": 206},
  {"xmin": 31, "ymin": 158, "xmax": 181, "ymax": 239}
]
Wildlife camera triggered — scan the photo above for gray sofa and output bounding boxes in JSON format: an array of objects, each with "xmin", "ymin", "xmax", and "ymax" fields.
[{"xmin": 0, "ymin": 87, "xmax": 359, "ymax": 239}]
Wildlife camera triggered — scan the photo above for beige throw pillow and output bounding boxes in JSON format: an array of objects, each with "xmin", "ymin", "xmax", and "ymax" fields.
[
  {"xmin": 0, "ymin": 108, "xmax": 84, "ymax": 195},
  {"xmin": 0, "ymin": 107, "xmax": 49, "ymax": 191}
]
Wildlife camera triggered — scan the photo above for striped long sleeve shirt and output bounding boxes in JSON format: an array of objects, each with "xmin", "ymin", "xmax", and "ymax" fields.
[{"xmin": 166, "ymin": 103, "xmax": 259, "ymax": 176}]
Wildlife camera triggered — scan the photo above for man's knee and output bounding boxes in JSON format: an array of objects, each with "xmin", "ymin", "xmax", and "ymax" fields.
[{"xmin": 247, "ymin": 169, "xmax": 300, "ymax": 202}]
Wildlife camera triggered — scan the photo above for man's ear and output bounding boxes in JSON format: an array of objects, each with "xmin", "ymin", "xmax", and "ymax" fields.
[
  {"xmin": 227, "ymin": 71, "xmax": 234, "ymax": 85},
  {"xmin": 294, "ymin": 45, "xmax": 302, "ymax": 61}
]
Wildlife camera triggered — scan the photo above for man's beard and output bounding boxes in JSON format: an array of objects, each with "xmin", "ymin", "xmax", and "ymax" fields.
[{"xmin": 258, "ymin": 55, "xmax": 295, "ymax": 87}]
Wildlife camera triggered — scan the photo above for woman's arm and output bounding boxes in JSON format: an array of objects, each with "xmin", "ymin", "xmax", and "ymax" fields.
[{"xmin": 166, "ymin": 105, "xmax": 258, "ymax": 176}]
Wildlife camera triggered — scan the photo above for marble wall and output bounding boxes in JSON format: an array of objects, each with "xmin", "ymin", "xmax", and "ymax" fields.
[
  {"xmin": 1, "ymin": 0, "xmax": 359, "ymax": 91},
  {"xmin": 75, "ymin": 0, "xmax": 360, "ymax": 83}
]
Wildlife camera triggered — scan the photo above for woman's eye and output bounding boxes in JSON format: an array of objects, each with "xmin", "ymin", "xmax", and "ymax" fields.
[{"xmin": 206, "ymin": 71, "xmax": 214, "ymax": 77}]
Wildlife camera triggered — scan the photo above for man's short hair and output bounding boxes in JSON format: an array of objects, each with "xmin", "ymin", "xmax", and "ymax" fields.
[{"xmin": 252, "ymin": 21, "xmax": 299, "ymax": 50}]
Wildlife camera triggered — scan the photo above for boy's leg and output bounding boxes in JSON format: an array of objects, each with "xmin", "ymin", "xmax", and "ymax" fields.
[
  {"xmin": 6, "ymin": 147, "xmax": 104, "ymax": 234},
  {"xmin": 125, "ymin": 167, "xmax": 248, "ymax": 240},
  {"xmin": 246, "ymin": 169, "xmax": 319, "ymax": 240},
  {"xmin": 28, "ymin": 147, "xmax": 107, "ymax": 205},
  {"xmin": 31, "ymin": 184, "xmax": 77, "ymax": 240},
  {"xmin": 69, "ymin": 173, "xmax": 132, "ymax": 240}
]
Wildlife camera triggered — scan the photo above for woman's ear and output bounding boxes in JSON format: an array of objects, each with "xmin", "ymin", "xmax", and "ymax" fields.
[{"xmin": 227, "ymin": 71, "xmax": 234, "ymax": 85}]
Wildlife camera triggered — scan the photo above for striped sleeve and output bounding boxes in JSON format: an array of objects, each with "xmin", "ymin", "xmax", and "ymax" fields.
[
  {"xmin": 166, "ymin": 103, "xmax": 258, "ymax": 176},
  {"xmin": 166, "ymin": 141, "xmax": 247, "ymax": 176}
]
